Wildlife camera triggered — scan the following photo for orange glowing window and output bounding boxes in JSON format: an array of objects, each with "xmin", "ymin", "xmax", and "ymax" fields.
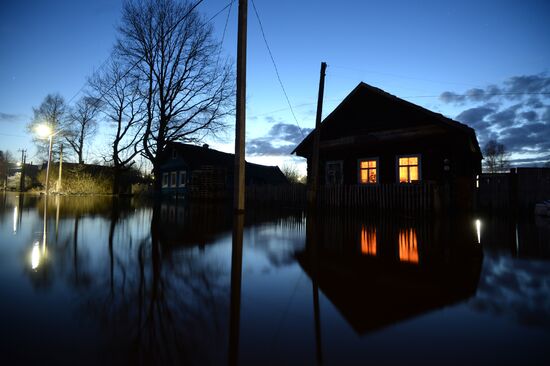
[
  {"xmin": 361, "ymin": 226, "xmax": 377, "ymax": 256},
  {"xmin": 359, "ymin": 159, "xmax": 378, "ymax": 184},
  {"xmin": 398, "ymin": 156, "xmax": 420, "ymax": 183},
  {"xmin": 398, "ymin": 228, "xmax": 419, "ymax": 264}
]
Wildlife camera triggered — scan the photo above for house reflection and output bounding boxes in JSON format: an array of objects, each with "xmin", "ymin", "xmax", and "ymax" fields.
[{"xmin": 299, "ymin": 213, "xmax": 483, "ymax": 335}]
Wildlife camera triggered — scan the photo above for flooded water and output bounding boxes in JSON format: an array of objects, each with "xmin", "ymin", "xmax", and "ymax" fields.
[{"xmin": 0, "ymin": 193, "xmax": 549, "ymax": 365}]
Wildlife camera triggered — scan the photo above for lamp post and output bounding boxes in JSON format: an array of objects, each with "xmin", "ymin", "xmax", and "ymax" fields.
[{"xmin": 35, "ymin": 124, "xmax": 54, "ymax": 195}]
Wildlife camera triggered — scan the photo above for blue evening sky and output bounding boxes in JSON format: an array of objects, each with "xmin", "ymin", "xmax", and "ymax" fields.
[{"xmin": 1, "ymin": 0, "xmax": 549, "ymax": 171}]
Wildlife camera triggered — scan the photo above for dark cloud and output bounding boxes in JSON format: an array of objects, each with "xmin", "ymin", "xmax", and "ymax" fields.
[
  {"xmin": 446, "ymin": 72, "xmax": 550, "ymax": 165},
  {"xmin": 440, "ymin": 73, "xmax": 550, "ymax": 104},
  {"xmin": 0, "ymin": 112, "xmax": 25, "ymax": 123},
  {"xmin": 519, "ymin": 110, "xmax": 538, "ymax": 122},
  {"xmin": 440, "ymin": 91, "xmax": 465, "ymax": 104},
  {"xmin": 487, "ymin": 103, "xmax": 522, "ymax": 128},
  {"xmin": 455, "ymin": 104, "xmax": 497, "ymax": 127},
  {"xmin": 505, "ymin": 73, "xmax": 550, "ymax": 95},
  {"xmin": 247, "ymin": 122, "xmax": 312, "ymax": 156}
]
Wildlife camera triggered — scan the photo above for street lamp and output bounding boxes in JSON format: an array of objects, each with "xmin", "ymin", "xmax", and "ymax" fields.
[{"xmin": 35, "ymin": 124, "xmax": 54, "ymax": 194}]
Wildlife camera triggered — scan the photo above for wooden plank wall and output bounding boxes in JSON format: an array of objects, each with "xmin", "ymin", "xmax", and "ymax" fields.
[{"xmin": 247, "ymin": 184, "xmax": 435, "ymax": 212}]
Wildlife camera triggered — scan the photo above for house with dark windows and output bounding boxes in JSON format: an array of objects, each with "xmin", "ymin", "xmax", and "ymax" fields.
[
  {"xmin": 293, "ymin": 82, "xmax": 482, "ymax": 210},
  {"xmin": 158, "ymin": 142, "xmax": 288, "ymax": 198}
]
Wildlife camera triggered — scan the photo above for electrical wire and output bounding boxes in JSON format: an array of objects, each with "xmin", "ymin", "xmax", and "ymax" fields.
[{"xmin": 250, "ymin": 0, "xmax": 305, "ymax": 138}]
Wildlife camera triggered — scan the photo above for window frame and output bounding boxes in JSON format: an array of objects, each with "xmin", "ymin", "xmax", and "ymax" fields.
[
  {"xmin": 170, "ymin": 172, "xmax": 177, "ymax": 187},
  {"xmin": 325, "ymin": 160, "xmax": 344, "ymax": 185},
  {"xmin": 357, "ymin": 157, "xmax": 379, "ymax": 185},
  {"xmin": 162, "ymin": 173, "xmax": 169, "ymax": 188},
  {"xmin": 396, "ymin": 154, "xmax": 422, "ymax": 183},
  {"xmin": 179, "ymin": 170, "xmax": 187, "ymax": 187}
]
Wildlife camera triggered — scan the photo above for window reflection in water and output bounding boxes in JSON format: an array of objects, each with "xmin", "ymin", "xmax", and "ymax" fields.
[
  {"xmin": 360, "ymin": 226, "xmax": 377, "ymax": 256},
  {"xmin": 398, "ymin": 228, "xmax": 419, "ymax": 264}
]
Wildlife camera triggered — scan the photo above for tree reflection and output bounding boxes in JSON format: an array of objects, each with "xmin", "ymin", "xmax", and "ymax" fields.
[{"xmin": 75, "ymin": 201, "xmax": 231, "ymax": 365}]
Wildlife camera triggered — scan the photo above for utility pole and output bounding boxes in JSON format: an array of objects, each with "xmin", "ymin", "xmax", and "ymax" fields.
[
  {"xmin": 307, "ymin": 62, "xmax": 327, "ymax": 207},
  {"xmin": 18, "ymin": 149, "xmax": 26, "ymax": 192},
  {"xmin": 234, "ymin": 0, "xmax": 247, "ymax": 212},
  {"xmin": 57, "ymin": 144, "xmax": 63, "ymax": 192}
]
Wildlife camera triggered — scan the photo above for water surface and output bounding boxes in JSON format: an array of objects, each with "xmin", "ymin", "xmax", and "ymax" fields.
[{"xmin": 0, "ymin": 193, "xmax": 548, "ymax": 365}]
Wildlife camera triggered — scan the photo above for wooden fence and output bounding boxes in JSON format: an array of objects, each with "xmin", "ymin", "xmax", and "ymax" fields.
[
  {"xmin": 318, "ymin": 184, "xmax": 436, "ymax": 211},
  {"xmin": 246, "ymin": 183, "xmax": 437, "ymax": 212}
]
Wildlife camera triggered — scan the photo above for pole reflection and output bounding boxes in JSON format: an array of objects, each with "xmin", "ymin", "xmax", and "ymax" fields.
[{"xmin": 228, "ymin": 212, "xmax": 244, "ymax": 366}]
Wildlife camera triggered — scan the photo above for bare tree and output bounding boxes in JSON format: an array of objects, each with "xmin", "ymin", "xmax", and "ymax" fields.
[
  {"xmin": 483, "ymin": 139, "xmax": 509, "ymax": 173},
  {"xmin": 89, "ymin": 59, "xmax": 145, "ymax": 193},
  {"xmin": 27, "ymin": 93, "xmax": 66, "ymax": 161},
  {"xmin": 0, "ymin": 150, "xmax": 15, "ymax": 188},
  {"xmin": 116, "ymin": 0, "xmax": 235, "ymax": 190},
  {"xmin": 65, "ymin": 96, "xmax": 101, "ymax": 164},
  {"xmin": 281, "ymin": 163, "xmax": 302, "ymax": 184}
]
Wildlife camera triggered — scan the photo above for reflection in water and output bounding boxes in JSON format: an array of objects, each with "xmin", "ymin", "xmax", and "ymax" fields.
[
  {"xmin": 398, "ymin": 228, "xmax": 419, "ymax": 264},
  {"xmin": 13, "ymin": 205, "xmax": 17, "ymax": 233},
  {"xmin": 0, "ymin": 193, "xmax": 549, "ymax": 365},
  {"xmin": 298, "ymin": 213, "xmax": 483, "ymax": 335},
  {"xmin": 30, "ymin": 241, "xmax": 41, "ymax": 270},
  {"xmin": 360, "ymin": 226, "xmax": 376, "ymax": 256}
]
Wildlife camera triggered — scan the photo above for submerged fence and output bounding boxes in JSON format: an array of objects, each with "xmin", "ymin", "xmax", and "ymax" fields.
[{"xmin": 247, "ymin": 183, "xmax": 437, "ymax": 212}]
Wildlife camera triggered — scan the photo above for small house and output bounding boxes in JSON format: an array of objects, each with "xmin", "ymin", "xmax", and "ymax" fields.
[
  {"xmin": 292, "ymin": 82, "xmax": 482, "ymax": 210},
  {"xmin": 159, "ymin": 142, "xmax": 288, "ymax": 197}
]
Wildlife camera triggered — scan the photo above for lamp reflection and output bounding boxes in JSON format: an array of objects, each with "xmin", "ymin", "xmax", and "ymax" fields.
[
  {"xmin": 31, "ymin": 242, "xmax": 40, "ymax": 270},
  {"xmin": 475, "ymin": 219, "xmax": 481, "ymax": 244},
  {"xmin": 398, "ymin": 228, "xmax": 419, "ymax": 264},
  {"xmin": 13, "ymin": 205, "xmax": 18, "ymax": 233},
  {"xmin": 360, "ymin": 226, "xmax": 376, "ymax": 256}
]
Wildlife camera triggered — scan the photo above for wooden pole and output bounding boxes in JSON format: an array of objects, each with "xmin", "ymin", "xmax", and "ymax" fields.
[
  {"xmin": 307, "ymin": 62, "xmax": 327, "ymax": 207},
  {"xmin": 57, "ymin": 144, "xmax": 63, "ymax": 192},
  {"xmin": 234, "ymin": 0, "xmax": 247, "ymax": 212},
  {"xmin": 19, "ymin": 149, "xmax": 26, "ymax": 192},
  {"xmin": 44, "ymin": 135, "xmax": 53, "ymax": 195}
]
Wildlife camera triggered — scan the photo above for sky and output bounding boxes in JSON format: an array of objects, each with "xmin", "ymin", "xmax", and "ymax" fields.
[{"xmin": 1, "ymin": 0, "xmax": 549, "ymax": 173}]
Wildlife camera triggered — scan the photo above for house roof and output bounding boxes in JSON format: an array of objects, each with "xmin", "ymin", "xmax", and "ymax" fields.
[
  {"xmin": 292, "ymin": 82, "xmax": 481, "ymax": 157},
  {"xmin": 166, "ymin": 142, "xmax": 289, "ymax": 185}
]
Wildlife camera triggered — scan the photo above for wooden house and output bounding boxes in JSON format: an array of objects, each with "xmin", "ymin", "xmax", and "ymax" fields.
[
  {"xmin": 293, "ymin": 82, "xmax": 482, "ymax": 210},
  {"xmin": 159, "ymin": 142, "xmax": 288, "ymax": 197}
]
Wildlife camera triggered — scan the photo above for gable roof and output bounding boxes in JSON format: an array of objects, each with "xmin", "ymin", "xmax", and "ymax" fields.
[
  {"xmin": 165, "ymin": 142, "xmax": 289, "ymax": 185},
  {"xmin": 292, "ymin": 82, "xmax": 481, "ymax": 157}
]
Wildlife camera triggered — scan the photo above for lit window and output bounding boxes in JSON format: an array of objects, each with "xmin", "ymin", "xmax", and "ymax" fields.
[
  {"xmin": 361, "ymin": 226, "xmax": 376, "ymax": 256},
  {"xmin": 359, "ymin": 159, "xmax": 378, "ymax": 184},
  {"xmin": 398, "ymin": 228, "xmax": 419, "ymax": 264},
  {"xmin": 179, "ymin": 171, "xmax": 187, "ymax": 187},
  {"xmin": 398, "ymin": 156, "xmax": 420, "ymax": 183},
  {"xmin": 170, "ymin": 172, "xmax": 177, "ymax": 187},
  {"xmin": 162, "ymin": 173, "xmax": 169, "ymax": 188}
]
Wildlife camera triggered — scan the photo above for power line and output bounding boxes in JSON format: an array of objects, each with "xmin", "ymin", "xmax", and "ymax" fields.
[{"xmin": 250, "ymin": 0, "xmax": 305, "ymax": 138}]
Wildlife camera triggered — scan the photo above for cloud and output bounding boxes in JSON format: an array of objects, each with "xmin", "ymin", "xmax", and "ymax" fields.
[
  {"xmin": 445, "ymin": 72, "xmax": 550, "ymax": 165},
  {"xmin": 0, "ymin": 112, "xmax": 25, "ymax": 123},
  {"xmin": 487, "ymin": 103, "xmax": 522, "ymax": 128},
  {"xmin": 455, "ymin": 104, "xmax": 497, "ymax": 127},
  {"xmin": 247, "ymin": 122, "xmax": 312, "ymax": 156},
  {"xmin": 440, "ymin": 73, "xmax": 550, "ymax": 104}
]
